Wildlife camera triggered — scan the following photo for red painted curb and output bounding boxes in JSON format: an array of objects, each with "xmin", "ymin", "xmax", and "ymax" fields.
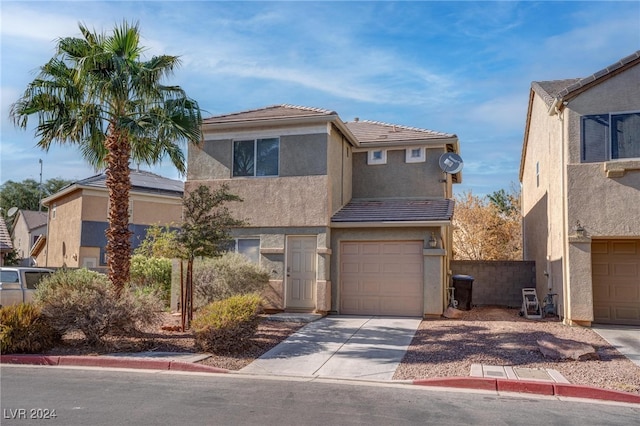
[
  {"xmin": 554, "ymin": 383, "xmax": 640, "ymax": 404},
  {"xmin": 58, "ymin": 356, "xmax": 172, "ymax": 371},
  {"xmin": 0, "ymin": 354, "xmax": 60, "ymax": 365},
  {"xmin": 414, "ymin": 377, "xmax": 497, "ymax": 391},
  {"xmin": 169, "ymin": 361, "xmax": 229, "ymax": 374},
  {"xmin": 413, "ymin": 376, "xmax": 640, "ymax": 404},
  {"xmin": 497, "ymin": 379, "xmax": 554, "ymax": 396}
]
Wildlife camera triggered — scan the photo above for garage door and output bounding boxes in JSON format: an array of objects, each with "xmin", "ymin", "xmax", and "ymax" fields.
[
  {"xmin": 340, "ymin": 241, "xmax": 423, "ymax": 316},
  {"xmin": 592, "ymin": 240, "xmax": 640, "ymax": 325}
]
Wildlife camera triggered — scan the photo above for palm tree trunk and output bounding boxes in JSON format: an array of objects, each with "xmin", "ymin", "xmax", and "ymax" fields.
[{"xmin": 105, "ymin": 128, "xmax": 132, "ymax": 297}]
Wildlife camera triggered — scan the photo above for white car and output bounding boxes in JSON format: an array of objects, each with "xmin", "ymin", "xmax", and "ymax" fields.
[{"xmin": 0, "ymin": 267, "xmax": 54, "ymax": 307}]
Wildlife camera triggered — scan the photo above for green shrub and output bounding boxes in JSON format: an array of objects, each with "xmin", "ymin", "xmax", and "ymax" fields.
[
  {"xmin": 194, "ymin": 253, "xmax": 270, "ymax": 308},
  {"xmin": 35, "ymin": 269, "xmax": 162, "ymax": 345},
  {"xmin": 192, "ymin": 293, "xmax": 263, "ymax": 353},
  {"xmin": 0, "ymin": 304, "xmax": 61, "ymax": 354},
  {"xmin": 130, "ymin": 255, "xmax": 172, "ymax": 306}
]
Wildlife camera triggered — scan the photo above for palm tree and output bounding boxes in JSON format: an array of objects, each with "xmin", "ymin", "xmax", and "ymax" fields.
[{"xmin": 10, "ymin": 21, "xmax": 202, "ymax": 296}]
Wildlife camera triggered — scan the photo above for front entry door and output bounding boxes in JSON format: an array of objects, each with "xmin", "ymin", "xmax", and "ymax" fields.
[{"xmin": 286, "ymin": 236, "xmax": 317, "ymax": 310}]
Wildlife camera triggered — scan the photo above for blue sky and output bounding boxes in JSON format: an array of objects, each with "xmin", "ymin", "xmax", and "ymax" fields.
[{"xmin": 1, "ymin": 1, "xmax": 639, "ymax": 197}]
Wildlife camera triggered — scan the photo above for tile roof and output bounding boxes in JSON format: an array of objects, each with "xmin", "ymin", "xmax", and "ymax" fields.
[
  {"xmin": 73, "ymin": 170, "xmax": 184, "ymax": 196},
  {"xmin": 203, "ymin": 104, "xmax": 337, "ymax": 124},
  {"xmin": 345, "ymin": 119, "xmax": 456, "ymax": 146},
  {"xmin": 0, "ymin": 217, "xmax": 13, "ymax": 251},
  {"xmin": 532, "ymin": 50, "xmax": 640, "ymax": 107},
  {"xmin": 331, "ymin": 198, "xmax": 454, "ymax": 223}
]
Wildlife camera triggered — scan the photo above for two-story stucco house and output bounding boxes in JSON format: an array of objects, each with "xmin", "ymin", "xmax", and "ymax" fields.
[
  {"xmin": 10, "ymin": 210, "xmax": 47, "ymax": 266},
  {"xmin": 187, "ymin": 105, "xmax": 462, "ymax": 317},
  {"xmin": 36, "ymin": 170, "xmax": 184, "ymax": 270},
  {"xmin": 520, "ymin": 51, "xmax": 640, "ymax": 326}
]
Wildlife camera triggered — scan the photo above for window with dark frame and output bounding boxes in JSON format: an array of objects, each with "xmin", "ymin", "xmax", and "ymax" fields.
[
  {"xmin": 582, "ymin": 112, "xmax": 640, "ymax": 162},
  {"xmin": 233, "ymin": 138, "xmax": 279, "ymax": 177}
]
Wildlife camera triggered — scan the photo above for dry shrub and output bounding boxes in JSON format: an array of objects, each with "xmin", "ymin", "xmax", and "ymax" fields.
[
  {"xmin": 0, "ymin": 303, "xmax": 61, "ymax": 354},
  {"xmin": 192, "ymin": 293, "xmax": 263, "ymax": 353},
  {"xmin": 35, "ymin": 268, "xmax": 162, "ymax": 345},
  {"xmin": 193, "ymin": 253, "xmax": 270, "ymax": 308}
]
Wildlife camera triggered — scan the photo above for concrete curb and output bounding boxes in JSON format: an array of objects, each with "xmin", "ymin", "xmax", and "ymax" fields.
[
  {"xmin": 2, "ymin": 355, "xmax": 638, "ymax": 404},
  {"xmin": 413, "ymin": 377, "xmax": 640, "ymax": 404},
  {"xmin": 0, "ymin": 354, "xmax": 229, "ymax": 374}
]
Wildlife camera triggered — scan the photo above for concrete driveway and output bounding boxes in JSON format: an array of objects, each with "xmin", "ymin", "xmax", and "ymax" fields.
[
  {"xmin": 592, "ymin": 325, "xmax": 640, "ymax": 367},
  {"xmin": 239, "ymin": 316, "xmax": 421, "ymax": 380}
]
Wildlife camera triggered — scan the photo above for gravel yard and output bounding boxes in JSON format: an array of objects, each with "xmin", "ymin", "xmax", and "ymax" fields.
[{"xmin": 393, "ymin": 307, "xmax": 640, "ymax": 394}]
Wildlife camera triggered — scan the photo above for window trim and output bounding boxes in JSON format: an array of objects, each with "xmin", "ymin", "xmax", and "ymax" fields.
[
  {"xmin": 405, "ymin": 147, "xmax": 426, "ymax": 163},
  {"xmin": 232, "ymin": 137, "xmax": 280, "ymax": 177},
  {"xmin": 367, "ymin": 149, "xmax": 387, "ymax": 165}
]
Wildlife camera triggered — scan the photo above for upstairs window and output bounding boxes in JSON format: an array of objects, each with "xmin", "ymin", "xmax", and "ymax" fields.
[
  {"xmin": 582, "ymin": 111, "xmax": 640, "ymax": 162},
  {"xmin": 233, "ymin": 138, "xmax": 279, "ymax": 177},
  {"xmin": 367, "ymin": 149, "xmax": 387, "ymax": 165},
  {"xmin": 405, "ymin": 147, "xmax": 425, "ymax": 163}
]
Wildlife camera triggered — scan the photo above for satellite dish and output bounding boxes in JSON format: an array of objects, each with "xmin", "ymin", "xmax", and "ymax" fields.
[
  {"xmin": 438, "ymin": 153, "xmax": 464, "ymax": 174},
  {"xmin": 7, "ymin": 207, "xmax": 18, "ymax": 217}
]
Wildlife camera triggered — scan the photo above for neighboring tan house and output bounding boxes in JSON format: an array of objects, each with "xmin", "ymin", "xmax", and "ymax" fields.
[
  {"xmin": 0, "ymin": 217, "xmax": 13, "ymax": 266},
  {"xmin": 36, "ymin": 170, "xmax": 184, "ymax": 270},
  {"xmin": 520, "ymin": 51, "xmax": 640, "ymax": 326},
  {"xmin": 10, "ymin": 210, "xmax": 47, "ymax": 266},
  {"xmin": 187, "ymin": 104, "xmax": 462, "ymax": 317}
]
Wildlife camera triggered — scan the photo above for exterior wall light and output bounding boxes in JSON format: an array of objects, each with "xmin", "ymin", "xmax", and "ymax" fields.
[
  {"xmin": 428, "ymin": 232, "xmax": 438, "ymax": 248},
  {"xmin": 574, "ymin": 221, "xmax": 586, "ymax": 238}
]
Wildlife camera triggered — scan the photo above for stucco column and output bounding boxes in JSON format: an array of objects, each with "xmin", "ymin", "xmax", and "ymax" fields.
[
  {"xmin": 566, "ymin": 236, "xmax": 593, "ymax": 326},
  {"xmin": 424, "ymin": 248, "xmax": 446, "ymax": 317}
]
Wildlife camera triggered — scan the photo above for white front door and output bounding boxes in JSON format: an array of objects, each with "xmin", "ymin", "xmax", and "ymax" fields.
[{"xmin": 286, "ymin": 236, "xmax": 317, "ymax": 310}]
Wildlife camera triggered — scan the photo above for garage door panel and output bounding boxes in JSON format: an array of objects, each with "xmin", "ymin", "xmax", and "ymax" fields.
[
  {"xmin": 611, "ymin": 242, "xmax": 637, "ymax": 255},
  {"xmin": 340, "ymin": 241, "xmax": 423, "ymax": 317},
  {"xmin": 381, "ymin": 298, "xmax": 423, "ymax": 316},
  {"xmin": 613, "ymin": 263, "xmax": 638, "ymax": 277},
  {"xmin": 592, "ymin": 239, "xmax": 640, "ymax": 325}
]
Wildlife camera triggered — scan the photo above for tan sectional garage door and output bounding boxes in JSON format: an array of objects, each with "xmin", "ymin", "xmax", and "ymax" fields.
[
  {"xmin": 340, "ymin": 241, "xmax": 423, "ymax": 316},
  {"xmin": 592, "ymin": 239, "xmax": 640, "ymax": 325}
]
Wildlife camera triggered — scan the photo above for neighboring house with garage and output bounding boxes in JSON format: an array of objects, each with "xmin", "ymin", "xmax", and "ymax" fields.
[
  {"xmin": 35, "ymin": 170, "xmax": 184, "ymax": 270},
  {"xmin": 519, "ymin": 51, "xmax": 640, "ymax": 326},
  {"xmin": 10, "ymin": 210, "xmax": 47, "ymax": 266},
  {"xmin": 187, "ymin": 104, "xmax": 462, "ymax": 317}
]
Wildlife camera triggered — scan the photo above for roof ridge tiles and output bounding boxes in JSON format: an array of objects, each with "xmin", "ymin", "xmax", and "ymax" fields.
[{"xmin": 355, "ymin": 119, "xmax": 454, "ymax": 137}]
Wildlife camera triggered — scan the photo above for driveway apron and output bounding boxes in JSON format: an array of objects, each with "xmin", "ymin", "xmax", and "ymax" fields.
[
  {"xmin": 592, "ymin": 325, "xmax": 640, "ymax": 367},
  {"xmin": 239, "ymin": 316, "xmax": 421, "ymax": 380}
]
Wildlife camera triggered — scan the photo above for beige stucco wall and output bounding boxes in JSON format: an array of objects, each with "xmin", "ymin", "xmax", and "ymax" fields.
[
  {"xmin": 45, "ymin": 191, "xmax": 83, "ymax": 268},
  {"xmin": 521, "ymin": 94, "xmax": 566, "ymax": 312},
  {"xmin": 352, "ymin": 147, "xmax": 447, "ymax": 199},
  {"xmin": 131, "ymin": 195, "xmax": 182, "ymax": 226},
  {"xmin": 81, "ymin": 192, "xmax": 108, "ymax": 221},
  {"xmin": 522, "ymin": 64, "xmax": 640, "ymax": 325},
  {"xmin": 186, "ymin": 178, "xmax": 329, "ymax": 228},
  {"xmin": 327, "ymin": 126, "xmax": 352, "ymax": 216},
  {"xmin": 12, "ymin": 214, "xmax": 46, "ymax": 265}
]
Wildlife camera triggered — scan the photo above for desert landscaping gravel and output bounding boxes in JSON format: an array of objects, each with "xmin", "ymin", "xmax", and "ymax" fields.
[{"xmin": 393, "ymin": 307, "xmax": 640, "ymax": 394}]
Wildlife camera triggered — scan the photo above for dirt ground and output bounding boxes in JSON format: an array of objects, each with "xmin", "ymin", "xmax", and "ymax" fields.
[{"xmin": 42, "ymin": 308, "xmax": 640, "ymax": 394}]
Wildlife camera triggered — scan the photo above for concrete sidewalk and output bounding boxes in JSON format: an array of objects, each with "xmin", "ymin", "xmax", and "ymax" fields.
[
  {"xmin": 592, "ymin": 325, "xmax": 640, "ymax": 367},
  {"xmin": 240, "ymin": 316, "xmax": 421, "ymax": 380}
]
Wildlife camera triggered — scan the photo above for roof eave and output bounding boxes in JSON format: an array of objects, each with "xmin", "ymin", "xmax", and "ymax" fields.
[
  {"xmin": 203, "ymin": 114, "xmax": 360, "ymax": 147},
  {"xmin": 331, "ymin": 220, "xmax": 452, "ymax": 228}
]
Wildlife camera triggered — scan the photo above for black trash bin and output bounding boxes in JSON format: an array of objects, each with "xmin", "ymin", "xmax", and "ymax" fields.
[{"xmin": 452, "ymin": 275, "xmax": 474, "ymax": 311}]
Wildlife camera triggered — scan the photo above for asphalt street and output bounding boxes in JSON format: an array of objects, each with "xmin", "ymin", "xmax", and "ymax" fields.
[{"xmin": 1, "ymin": 365, "xmax": 638, "ymax": 426}]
